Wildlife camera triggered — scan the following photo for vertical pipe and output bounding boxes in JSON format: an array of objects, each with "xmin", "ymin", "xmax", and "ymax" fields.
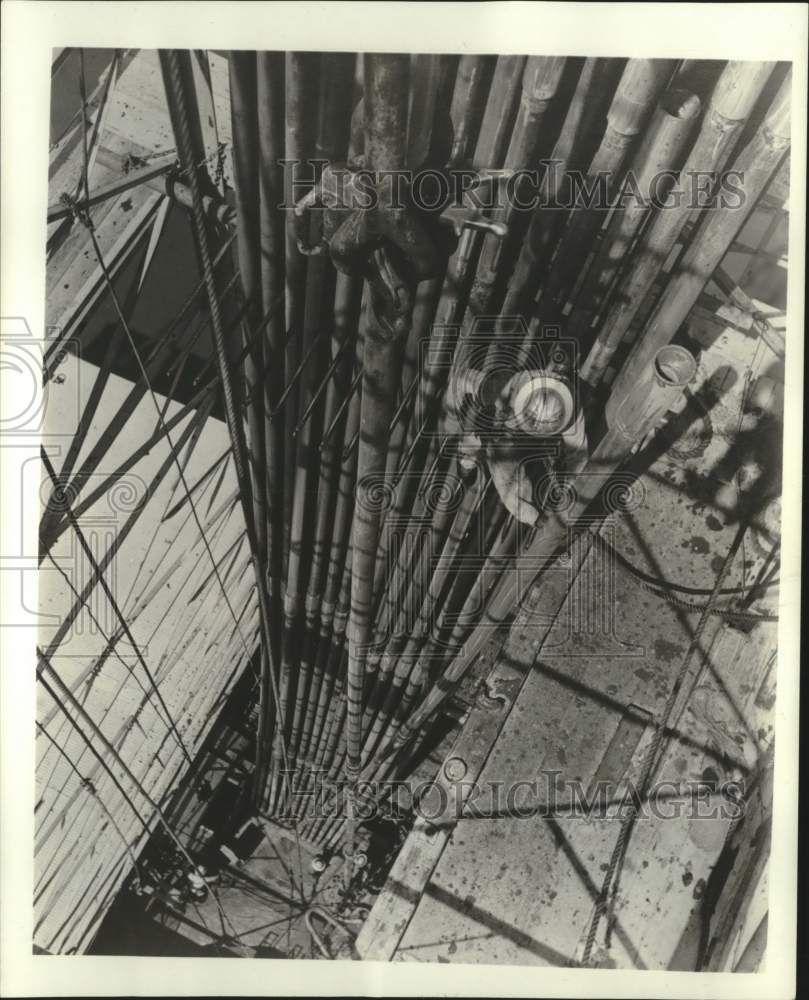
[
  {"xmin": 581, "ymin": 61, "xmax": 775, "ymax": 385},
  {"xmin": 472, "ymin": 56, "xmax": 526, "ymax": 170},
  {"xmin": 274, "ymin": 54, "xmax": 356, "ymax": 809},
  {"xmin": 344, "ymin": 54, "xmax": 410, "ymax": 867},
  {"xmin": 228, "ymin": 54, "xmax": 274, "ymax": 804},
  {"xmin": 282, "ymin": 53, "xmax": 318, "ymax": 584},
  {"xmin": 375, "ymin": 55, "xmax": 523, "ymax": 582},
  {"xmin": 367, "ymin": 344, "xmax": 698, "ymax": 785},
  {"xmin": 608, "ymin": 71, "xmax": 790, "ymax": 402},
  {"xmin": 362, "ymin": 467, "xmax": 490, "ymax": 763},
  {"xmin": 448, "ymin": 55, "xmax": 495, "ymax": 166},
  {"xmin": 161, "ymin": 50, "xmax": 284, "ymax": 810},
  {"xmin": 501, "ymin": 58, "xmax": 624, "ymax": 322},
  {"xmin": 564, "ymin": 86, "xmax": 703, "ymax": 356},
  {"xmin": 467, "ymin": 57, "xmax": 567, "ymax": 320},
  {"xmin": 257, "ymin": 51, "xmax": 286, "ymax": 646},
  {"xmin": 531, "ymin": 59, "xmax": 678, "ymax": 331},
  {"xmin": 295, "ymin": 276, "xmax": 363, "ymax": 764},
  {"xmin": 228, "ymin": 53, "xmax": 266, "ymax": 560}
]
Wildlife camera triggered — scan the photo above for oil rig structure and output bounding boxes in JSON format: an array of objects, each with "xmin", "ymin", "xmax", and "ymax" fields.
[{"xmin": 35, "ymin": 49, "xmax": 788, "ymax": 967}]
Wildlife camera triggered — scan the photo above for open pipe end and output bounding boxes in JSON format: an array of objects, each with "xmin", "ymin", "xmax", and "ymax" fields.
[
  {"xmin": 661, "ymin": 88, "xmax": 702, "ymax": 121},
  {"xmin": 653, "ymin": 344, "xmax": 697, "ymax": 388}
]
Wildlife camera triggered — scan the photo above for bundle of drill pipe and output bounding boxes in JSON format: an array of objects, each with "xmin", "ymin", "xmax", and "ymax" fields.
[{"xmin": 177, "ymin": 51, "xmax": 789, "ymax": 855}]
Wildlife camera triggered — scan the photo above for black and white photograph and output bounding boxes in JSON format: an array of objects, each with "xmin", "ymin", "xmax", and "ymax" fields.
[{"xmin": 1, "ymin": 2, "xmax": 805, "ymax": 997}]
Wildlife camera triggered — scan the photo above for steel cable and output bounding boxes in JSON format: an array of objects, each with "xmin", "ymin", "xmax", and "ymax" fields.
[
  {"xmin": 580, "ymin": 519, "xmax": 749, "ymax": 965},
  {"xmin": 160, "ymin": 48, "xmax": 306, "ymax": 883}
]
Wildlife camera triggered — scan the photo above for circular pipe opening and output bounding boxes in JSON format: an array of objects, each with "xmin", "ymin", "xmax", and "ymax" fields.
[
  {"xmin": 661, "ymin": 88, "xmax": 702, "ymax": 121},
  {"xmin": 654, "ymin": 345, "xmax": 697, "ymax": 387}
]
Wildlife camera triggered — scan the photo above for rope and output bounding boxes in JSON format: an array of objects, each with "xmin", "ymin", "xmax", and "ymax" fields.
[
  {"xmin": 41, "ymin": 448, "xmax": 195, "ymax": 768},
  {"xmin": 48, "ymin": 56, "xmax": 303, "ymax": 935},
  {"xmin": 36, "ymin": 720, "xmax": 144, "ymax": 881},
  {"xmin": 63, "ymin": 167, "xmax": 255, "ymax": 693},
  {"xmin": 37, "ymin": 652, "xmax": 247, "ymax": 949},
  {"xmin": 580, "ymin": 520, "xmax": 749, "ymax": 965}
]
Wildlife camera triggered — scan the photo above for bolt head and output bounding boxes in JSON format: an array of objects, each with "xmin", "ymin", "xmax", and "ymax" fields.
[{"xmin": 443, "ymin": 756, "xmax": 468, "ymax": 782}]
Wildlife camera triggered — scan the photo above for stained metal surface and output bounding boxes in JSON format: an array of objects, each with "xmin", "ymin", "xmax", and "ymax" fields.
[{"xmin": 389, "ymin": 532, "xmax": 775, "ymax": 966}]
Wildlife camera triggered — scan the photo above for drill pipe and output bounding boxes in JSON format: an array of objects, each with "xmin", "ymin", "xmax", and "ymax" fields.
[
  {"xmin": 357, "ymin": 502, "xmax": 511, "ymax": 795},
  {"xmin": 161, "ymin": 50, "xmax": 285, "ymax": 810},
  {"xmin": 264, "ymin": 52, "xmax": 320, "ymax": 810},
  {"xmin": 362, "ymin": 448, "xmax": 463, "ymax": 735},
  {"xmin": 395, "ymin": 64, "xmax": 569, "ymax": 619},
  {"xmin": 581, "ymin": 61, "xmax": 775, "ymax": 386},
  {"xmin": 372, "ymin": 55, "xmax": 523, "ymax": 606},
  {"xmin": 257, "ymin": 51, "xmax": 286, "ymax": 644},
  {"xmin": 282, "ymin": 53, "xmax": 319, "ymax": 584},
  {"xmin": 381, "ymin": 277, "xmax": 442, "ymax": 486},
  {"xmin": 448, "ymin": 56, "xmax": 496, "ymax": 166},
  {"xmin": 278, "ymin": 55, "xmax": 356, "ymax": 806},
  {"xmin": 293, "ymin": 276, "xmax": 364, "ymax": 767},
  {"xmin": 315, "ymin": 507, "xmax": 519, "ymax": 848},
  {"xmin": 290, "ymin": 546, "xmax": 354, "ymax": 820},
  {"xmin": 362, "ymin": 465, "xmax": 490, "ymax": 763},
  {"xmin": 365, "ymin": 64, "xmax": 568, "ymax": 701},
  {"xmin": 467, "ymin": 57, "xmax": 567, "ymax": 320},
  {"xmin": 271, "ymin": 66, "xmax": 354, "ymax": 812},
  {"xmin": 472, "ymin": 56, "xmax": 527, "ymax": 170},
  {"xmin": 361, "ymin": 343, "xmax": 697, "ymax": 800},
  {"xmin": 368, "ymin": 436, "xmax": 440, "ymax": 676},
  {"xmin": 501, "ymin": 58, "xmax": 626, "ymax": 322},
  {"xmin": 335, "ymin": 58, "xmax": 539, "ymax": 800},
  {"xmin": 228, "ymin": 51, "xmax": 268, "ymax": 583},
  {"xmin": 564, "ymin": 86, "xmax": 702, "ymax": 358},
  {"xmin": 345, "ymin": 54, "xmax": 411, "ymax": 789},
  {"xmin": 407, "ymin": 54, "xmax": 456, "ymax": 170},
  {"xmin": 608, "ymin": 70, "xmax": 790, "ymax": 404},
  {"xmin": 529, "ymin": 59, "xmax": 677, "ymax": 336}
]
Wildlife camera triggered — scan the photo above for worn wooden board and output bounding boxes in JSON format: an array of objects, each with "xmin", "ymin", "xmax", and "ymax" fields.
[{"xmin": 34, "ymin": 352, "xmax": 256, "ymax": 953}]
